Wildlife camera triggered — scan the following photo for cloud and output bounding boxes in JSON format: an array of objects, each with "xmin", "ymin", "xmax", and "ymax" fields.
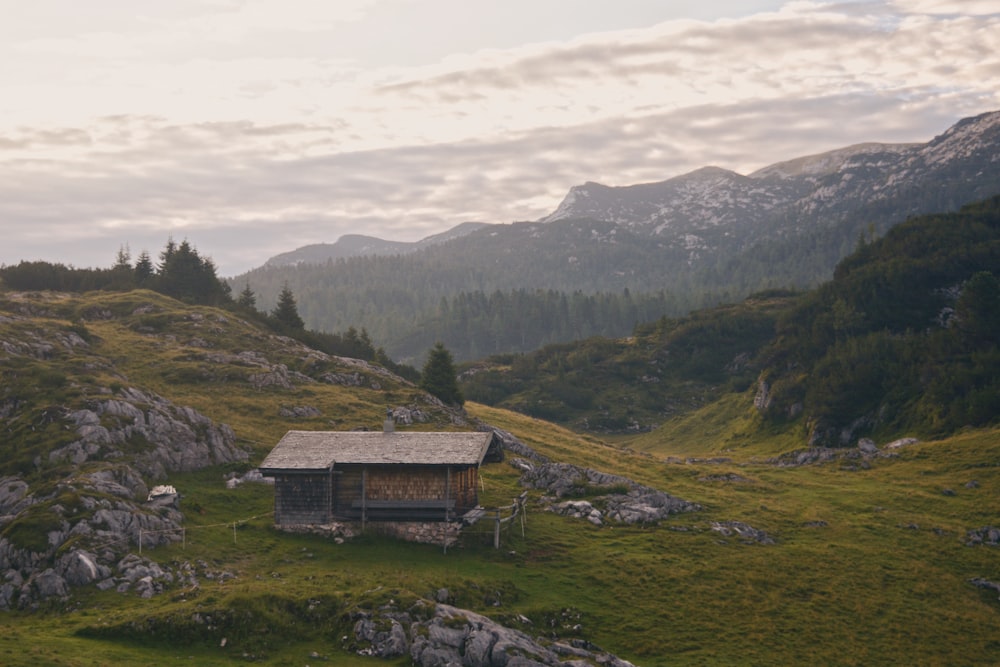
[{"xmin": 1, "ymin": 1, "xmax": 998, "ymax": 274}]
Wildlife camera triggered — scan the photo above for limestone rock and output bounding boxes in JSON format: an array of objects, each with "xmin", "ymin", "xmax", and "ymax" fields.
[
  {"xmin": 346, "ymin": 600, "xmax": 640, "ymax": 667},
  {"xmin": 711, "ymin": 521, "xmax": 775, "ymax": 544},
  {"xmin": 518, "ymin": 461, "xmax": 699, "ymax": 526},
  {"xmin": 966, "ymin": 526, "xmax": 1000, "ymax": 546}
]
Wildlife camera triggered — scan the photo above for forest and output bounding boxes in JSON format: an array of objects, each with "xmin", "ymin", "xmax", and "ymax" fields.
[
  {"xmin": 3, "ymin": 195, "xmax": 998, "ymax": 447},
  {"xmin": 460, "ymin": 196, "xmax": 1000, "ymax": 444}
]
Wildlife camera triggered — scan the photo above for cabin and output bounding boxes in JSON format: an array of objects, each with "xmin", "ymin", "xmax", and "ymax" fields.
[{"xmin": 259, "ymin": 427, "xmax": 502, "ymax": 530}]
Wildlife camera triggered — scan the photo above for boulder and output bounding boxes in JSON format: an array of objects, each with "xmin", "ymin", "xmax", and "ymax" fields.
[
  {"xmin": 966, "ymin": 526, "xmax": 1000, "ymax": 546},
  {"xmin": 711, "ymin": 521, "xmax": 775, "ymax": 544},
  {"xmin": 519, "ymin": 461, "xmax": 699, "ymax": 525}
]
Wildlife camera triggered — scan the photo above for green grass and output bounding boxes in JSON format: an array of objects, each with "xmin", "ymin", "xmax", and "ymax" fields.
[{"xmin": 4, "ymin": 291, "xmax": 1000, "ymax": 665}]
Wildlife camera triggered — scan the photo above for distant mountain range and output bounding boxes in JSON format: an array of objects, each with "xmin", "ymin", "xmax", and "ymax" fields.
[
  {"xmin": 538, "ymin": 110, "xmax": 1000, "ymax": 260},
  {"xmin": 241, "ymin": 110, "xmax": 1000, "ymax": 362},
  {"xmin": 263, "ymin": 222, "xmax": 490, "ymax": 267},
  {"xmin": 266, "ymin": 111, "xmax": 1000, "ymax": 269}
]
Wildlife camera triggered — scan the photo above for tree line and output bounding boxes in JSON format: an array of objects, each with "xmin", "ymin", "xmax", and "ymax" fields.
[{"xmin": 0, "ymin": 240, "xmax": 421, "ymax": 381}]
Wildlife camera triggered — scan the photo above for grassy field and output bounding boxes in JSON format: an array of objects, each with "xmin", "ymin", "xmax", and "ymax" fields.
[
  {"xmin": 3, "ymin": 291, "xmax": 1000, "ymax": 665},
  {"xmin": 4, "ymin": 417, "xmax": 998, "ymax": 665}
]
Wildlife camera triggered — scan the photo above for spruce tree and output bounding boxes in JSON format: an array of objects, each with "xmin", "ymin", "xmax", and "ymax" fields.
[
  {"xmin": 237, "ymin": 282, "xmax": 257, "ymax": 310},
  {"xmin": 134, "ymin": 251, "xmax": 155, "ymax": 286},
  {"xmin": 272, "ymin": 284, "xmax": 305, "ymax": 330},
  {"xmin": 420, "ymin": 342, "xmax": 464, "ymax": 406}
]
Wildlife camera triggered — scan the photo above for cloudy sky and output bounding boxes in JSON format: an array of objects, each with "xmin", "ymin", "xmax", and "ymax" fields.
[{"xmin": 2, "ymin": 0, "xmax": 998, "ymax": 276}]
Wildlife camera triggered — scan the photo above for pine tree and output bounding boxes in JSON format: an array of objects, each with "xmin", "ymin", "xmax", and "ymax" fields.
[
  {"xmin": 420, "ymin": 342, "xmax": 464, "ymax": 406},
  {"xmin": 237, "ymin": 282, "xmax": 257, "ymax": 310},
  {"xmin": 272, "ymin": 284, "xmax": 305, "ymax": 330},
  {"xmin": 134, "ymin": 251, "xmax": 155, "ymax": 285}
]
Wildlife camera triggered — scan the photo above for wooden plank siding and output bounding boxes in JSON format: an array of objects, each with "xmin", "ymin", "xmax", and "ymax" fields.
[{"xmin": 272, "ymin": 471, "xmax": 333, "ymax": 525}]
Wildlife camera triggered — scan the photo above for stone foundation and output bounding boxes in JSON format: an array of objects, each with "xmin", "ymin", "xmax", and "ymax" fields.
[
  {"xmin": 274, "ymin": 520, "xmax": 463, "ymax": 547},
  {"xmin": 275, "ymin": 522, "xmax": 354, "ymax": 541},
  {"xmin": 362, "ymin": 520, "xmax": 464, "ymax": 547}
]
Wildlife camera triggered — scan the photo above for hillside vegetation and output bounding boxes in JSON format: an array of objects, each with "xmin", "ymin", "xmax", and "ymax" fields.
[
  {"xmin": 1, "ymin": 279, "xmax": 1000, "ymax": 664},
  {"xmin": 463, "ymin": 196, "xmax": 1000, "ymax": 448},
  {"xmin": 234, "ymin": 111, "xmax": 1000, "ymax": 363},
  {"xmin": 1, "ymin": 199, "xmax": 999, "ymax": 664}
]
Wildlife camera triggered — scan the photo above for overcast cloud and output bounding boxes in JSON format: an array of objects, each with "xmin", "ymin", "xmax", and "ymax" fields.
[{"xmin": 1, "ymin": 0, "xmax": 998, "ymax": 275}]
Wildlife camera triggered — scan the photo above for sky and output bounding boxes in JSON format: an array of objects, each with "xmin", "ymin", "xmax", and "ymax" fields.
[{"xmin": 1, "ymin": 0, "xmax": 999, "ymax": 276}]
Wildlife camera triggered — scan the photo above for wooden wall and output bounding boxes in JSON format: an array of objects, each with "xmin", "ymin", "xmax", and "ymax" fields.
[
  {"xmin": 275, "ymin": 464, "xmax": 481, "ymax": 525},
  {"xmin": 273, "ymin": 472, "xmax": 331, "ymax": 525}
]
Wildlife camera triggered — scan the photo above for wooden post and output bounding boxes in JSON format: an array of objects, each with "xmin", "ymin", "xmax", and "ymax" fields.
[
  {"xmin": 520, "ymin": 499, "xmax": 526, "ymax": 538},
  {"xmin": 494, "ymin": 508, "xmax": 501, "ymax": 549},
  {"xmin": 445, "ymin": 467, "xmax": 451, "ymax": 522},
  {"xmin": 328, "ymin": 464, "xmax": 334, "ymax": 523},
  {"xmin": 363, "ymin": 467, "xmax": 369, "ymax": 529},
  {"xmin": 233, "ymin": 521, "xmax": 237, "ymax": 544}
]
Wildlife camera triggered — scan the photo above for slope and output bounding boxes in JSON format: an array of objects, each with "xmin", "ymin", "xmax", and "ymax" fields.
[{"xmin": 2, "ymin": 289, "xmax": 1000, "ymax": 665}]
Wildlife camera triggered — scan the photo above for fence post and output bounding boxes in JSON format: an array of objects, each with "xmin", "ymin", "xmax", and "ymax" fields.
[
  {"xmin": 494, "ymin": 508, "xmax": 501, "ymax": 549},
  {"xmin": 233, "ymin": 521, "xmax": 237, "ymax": 545}
]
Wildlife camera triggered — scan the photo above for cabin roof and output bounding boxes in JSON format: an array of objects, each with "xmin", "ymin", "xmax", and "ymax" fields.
[{"xmin": 259, "ymin": 430, "xmax": 494, "ymax": 472}]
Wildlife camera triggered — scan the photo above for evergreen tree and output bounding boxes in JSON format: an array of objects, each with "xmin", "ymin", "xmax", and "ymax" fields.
[
  {"xmin": 272, "ymin": 284, "xmax": 305, "ymax": 330},
  {"xmin": 156, "ymin": 239, "xmax": 230, "ymax": 304},
  {"xmin": 114, "ymin": 245, "xmax": 132, "ymax": 270},
  {"xmin": 420, "ymin": 342, "xmax": 464, "ymax": 406},
  {"xmin": 134, "ymin": 251, "xmax": 155, "ymax": 286},
  {"xmin": 237, "ymin": 282, "xmax": 257, "ymax": 310}
]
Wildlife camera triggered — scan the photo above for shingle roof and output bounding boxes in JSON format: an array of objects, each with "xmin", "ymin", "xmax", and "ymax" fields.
[{"xmin": 259, "ymin": 430, "xmax": 493, "ymax": 472}]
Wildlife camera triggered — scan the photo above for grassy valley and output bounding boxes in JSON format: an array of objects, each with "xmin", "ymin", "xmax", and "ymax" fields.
[{"xmin": 1, "ymin": 197, "xmax": 999, "ymax": 664}]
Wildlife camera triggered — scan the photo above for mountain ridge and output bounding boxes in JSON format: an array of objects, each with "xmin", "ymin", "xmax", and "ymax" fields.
[
  {"xmin": 238, "ymin": 109, "xmax": 1000, "ymax": 363},
  {"xmin": 263, "ymin": 221, "xmax": 490, "ymax": 267}
]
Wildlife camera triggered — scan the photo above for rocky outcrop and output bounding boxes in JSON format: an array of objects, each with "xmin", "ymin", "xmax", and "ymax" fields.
[
  {"xmin": 48, "ymin": 387, "xmax": 247, "ymax": 479},
  {"xmin": 516, "ymin": 460, "xmax": 700, "ymax": 525},
  {"xmin": 248, "ymin": 363, "xmax": 314, "ymax": 390},
  {"xmin": 965, "ymin": 526, "xmax": 1000, "ymax": 546},
  {"xmin": 768, "ymin": 436, "xmax": 906, "ymax": 468},
  {"xmin": 711, "ymin": 521, "xmax": 775, "ymax": 544},
  {"xmin": 350, "ymin": 599, "xmax": 637, "ymax": 667},
  {"xmin": 278, "ymin": 405, "xmax": 322, "ymax": 418},
  {"xmin": 0, "ymin": 461, "xmax": 191, "ymax": 609},
  {"xmin": 0, "ymin": 376, "xmax": 250, "ymax": 608},
  {"xmin": 486, "ymin": 427, "xmax": 548, "ymax": 462}
]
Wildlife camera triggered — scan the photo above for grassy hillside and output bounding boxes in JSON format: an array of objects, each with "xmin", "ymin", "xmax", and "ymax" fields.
[{"xmin": 3, "ymin": 289, "xmax": 1000, "ymax": 665}]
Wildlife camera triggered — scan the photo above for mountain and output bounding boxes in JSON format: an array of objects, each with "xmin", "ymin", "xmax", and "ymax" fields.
[
  {"xmin": 461, "ymin": 195, "xmax": 1000, "ymax": 445},
  {"xmin": 237, "ymin": 110, "xmax": 1000, "ymax": 363},
  {"xmin": 263, "ymin": 221, "xmax": 489, "ymax": 266},
  {"xmin": 541, "ymin": 110, "xmax": 1000, "ymax": 259}
]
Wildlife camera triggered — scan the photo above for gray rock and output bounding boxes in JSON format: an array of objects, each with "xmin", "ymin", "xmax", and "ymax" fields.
[
  {"xmin": 970, "ymin": 577, "xmax": 1000, "ymax": 597},
  {"xmin": 351, "ymin": 599, "xmax": 638, "ymax": 667},
  {"xmin": 278, "ymin": 405, "xmax": 322, "ymax": 418},
  {"xmin": 30, "ymin": 568, "xmax": 69, "ymax": 600},
  {"xmin": 0, "ymin": 477, "xmax": 32, "ymax": 515},
  {"xmin": 966, "ymin": 526, "xmax": 1000, "ymax": 546},
  {"xmin": 59, "ymin": 550, "xmax": 110, "ymax": 586},
  {"xmin": 711, "ymin": 521, "xmax": 775, "ymax": 544},
  {"xmin": 857, "ymin": 438, "xmax": 879, "ymax": 455},
  {"xmin": 354, "ymin": 616, "xmax": 410, "ymax": 658},
  {"xmin": 884, "ymin": 437, "xmax": 920, "ymax": 450}
]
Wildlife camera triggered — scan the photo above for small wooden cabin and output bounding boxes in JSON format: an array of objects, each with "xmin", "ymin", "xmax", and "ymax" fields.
[{"xmin": 259, "ymin": 429, "xmax": 501, "ymax": 526}]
